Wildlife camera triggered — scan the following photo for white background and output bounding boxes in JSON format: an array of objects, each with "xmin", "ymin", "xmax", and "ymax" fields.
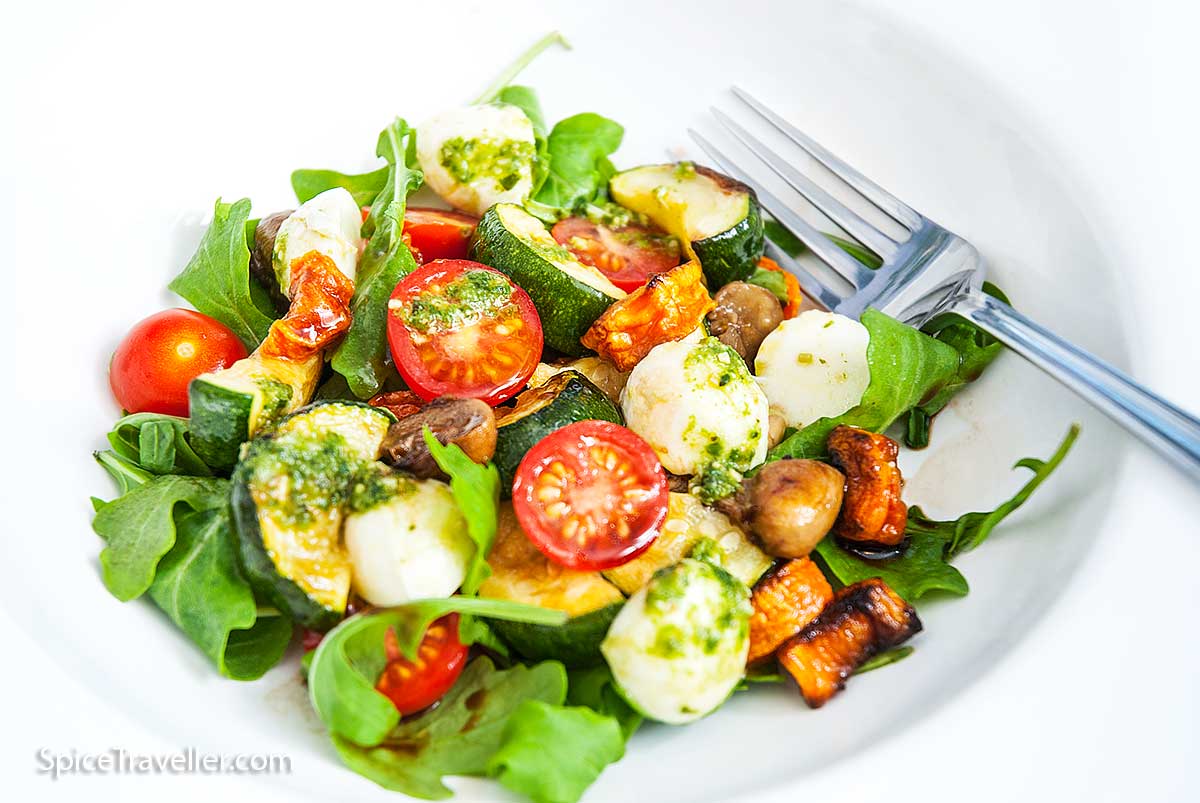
[{"xmin": 2, "ymin": 0, "xmax": 1198, "ymax": 801}]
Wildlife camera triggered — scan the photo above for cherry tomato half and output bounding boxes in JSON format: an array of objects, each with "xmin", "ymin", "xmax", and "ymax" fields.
[
  {"xmin": 109, "ymin": 309, "xmax": 247, "ymax": 417},
  {"xmin": 387, "ymin": 259, "xmax": 542, "ymax": 405},
  {"xmin": 551, "ymin": 217, "xmax": 681, "ymax": 292},
  {"xmin": 375, "ymin": 614, "xmax": 469, "ymax": 716},
  {"xmin": 404, "ymin": 207, "xmax": 479, "ymax": 264},
  {"xmin": 512, "ymin": 420, "xmax": 670, "ymax": 570}
]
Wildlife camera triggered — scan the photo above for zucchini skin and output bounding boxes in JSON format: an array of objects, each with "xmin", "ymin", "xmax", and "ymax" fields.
[
  {"xmin": 490, "ymin": 602, "xmax": 623, "ymax": 668},
  {"xmin": 692, "ymin": 197, "xmax": 764, "ymax": 288},
  {"xmin": 188, "ymin": 381, "xmax": 254, "ymax": 470},
  {"xmin": 493, "ymin": 371, "xmax": 623, "ymax": 493},
  {"xmin": 229, "ymin": 400, "xmax": 394, "ymax": 632},
  {"xmin": 470, "ymin": 206, "xmax": 616, "ymax": 356},
  {"xmin": 229, "ymin": 463, "xmax": 341, "ymax": 632}
]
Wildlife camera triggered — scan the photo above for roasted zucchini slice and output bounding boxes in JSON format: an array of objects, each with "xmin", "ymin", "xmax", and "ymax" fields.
[
  {"xmin": 609, "ymin": 163, "xmax": 764, "ymax": 288},
  {"xmin": 188, "ymin": 350, "xmax": 321, "ymax": 470},
  {"xmin": 479, "ymin": 505, "xmax": 624, "ymax": 667},
  {"xmin": 493, "ymin": 370, "xmax": 622, "ymax": 492},
  {"xmin": 230, "ymin": 401, "xmax": 394, "ymax": 631},
  {"xmin": 470, "ymin": 203, "xmax": 625, "ymax": 355}
]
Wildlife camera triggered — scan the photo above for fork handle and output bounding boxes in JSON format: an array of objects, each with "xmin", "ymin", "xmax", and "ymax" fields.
[{"xmin": 958, "ymin": 290, "xmax": 1200, "ymax": 480}]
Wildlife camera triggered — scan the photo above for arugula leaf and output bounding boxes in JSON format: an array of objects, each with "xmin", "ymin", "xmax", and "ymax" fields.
[
  {"xmin": 740, "ymin": 667, "xmax": 785, "ymax": 686},
  {"xmin": 93, "ymin": 450, "xmax": 153, "ymax": 496},
  {"xmin": 457, "ymin": 615, "xmax": 511, "ymax": 658},
  {"xmin": 530, "ymin": 113, "xmax": 624, "ymax": 215},
  {"xmin": 487, "ymin": 700, "xmax": 625, "ymax": 803},
  {"xmin": 497, "ymin": 85, "xmax": 547, "ymax": 135},
  {"xmin": 105, "ymin": 413, "xmax": 211, "ymax": 478},
  {"xmin": 813, "ymin": 425, "xmax": 1078, "ymax": 601},
  {"xmin": 915, "ymin": 423, "xmax": 1080, "ymax": 558},
  {"xmin": 904, "ymin": 282, "xmax": 1011, "ymax": 448},
  {"xmin": 763, "ymin": 218, "xmax": 885, "ymax": 269},
  {"xmin": 853, "ymin": 646, "xmax": 914, "ymax": 675},
  {"xmin": 147, "ymin": 506, "xmax": 292, "ymax": 680},
  {"xmin": 497, "ymin": 85, "xmax": 550, "ymax": 193},
  {"xmin": 94, "ymin": 413, "xmax": 213, "ymax": 504},
  {"xmin": 566, "ymin": 666, "xmax": 642, "ymax": 740},
  {"xmin": 331, "ymin": 657, "xmax": 566, "ymax": 800},
  {"xmin": 827, "ymin": 232, "xmax": 883, "ymax": 269},
  {"xmin": 290, "ymin": 165, "xmax": 390, "ymax": 207},
  {"xmin": 330, "ymin": 119, "xmax": 423, "ymax": 398},
  {"xmin": 308, "ymin": 599, "xmax": 566, "ymax": 747},
  {"xmin": 137, "ymin": 420, "xmax": 176, "ymax": 473},
  {"xmin": 168, "ymin": 198, "xmax": 276, "ymax": 350},
  {"xmin": 472, "ymin": 31, "xmax": 571, "ymax": 105},
  {"xmin": 814, "ymin": 527, "xmax": 968, "ymax": 602},
  {"xmin": 93, "ymin": 475, "xmax": 230, "ymax": 601},
  {"xmin": 746, "ymin": 264, "xmax": 789, "ymax": 304},
  {"xmin": 769, "ymin": 308, "xmax": 960, "ymax": 460},
  {"xmin": 422, "ymin": 428, "xmax": 500, "ymax": 595}
]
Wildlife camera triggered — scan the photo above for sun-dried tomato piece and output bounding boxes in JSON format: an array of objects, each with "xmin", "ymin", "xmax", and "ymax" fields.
[
  {"xmin": 259, "ymin": 250, "xmax": 355, "ymax": 361},
  {"xmin": 369, "ymin": 390, "xmax": 426, "ymax": 420},
  {"xmin": 582, "ymin": 260, "xmax": 715, "ymax": 371}
]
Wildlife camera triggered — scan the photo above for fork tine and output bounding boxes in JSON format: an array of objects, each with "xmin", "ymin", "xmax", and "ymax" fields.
[
  {"xmin": 710, "ymin": 108, "xmax": 897, "ymax": 260},
  {"xmin": 688, "ymin": 129, "xmax": 865, "ymax": 306},
  {"xmin": 731, "ymin": 86, "xmax": 923, "ymax": 231}
]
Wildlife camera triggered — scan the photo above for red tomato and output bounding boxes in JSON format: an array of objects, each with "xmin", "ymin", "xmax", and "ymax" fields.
[
  {"xmin": 404, "ymin": 207, "xmax": 479, "ymax": 263},
  {"xmin": 512, "ymin": 420, "xmax": 669, "ymax": 570},
  {"xmin": 375, "ymin": 614, "xmax": 469, "ymax": 716},
  {"xmin": 387, "ymin": 259, "xmax": 542, "ymax": 406},
  {"xmin": 109, "ymin": 309, "xmax": 247, "ymax": 417},
  {"xmin": 551, "ymin": 217, "xmax": 681, "ymax": 292}
]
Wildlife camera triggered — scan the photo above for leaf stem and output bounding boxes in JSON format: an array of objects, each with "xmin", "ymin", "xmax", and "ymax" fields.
[{"xmin": 472, "ymin": 31, "xmax": 571, "ymax": 105}]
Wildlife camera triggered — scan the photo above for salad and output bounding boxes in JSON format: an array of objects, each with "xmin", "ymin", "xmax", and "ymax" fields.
[{"xmin": 91, "ymin": 33, "xmax": 1077, "ymax": 803}]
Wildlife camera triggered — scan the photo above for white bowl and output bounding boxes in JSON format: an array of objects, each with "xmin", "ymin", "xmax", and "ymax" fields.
[{"xmin": 1, "ymin": 1, "xmax": 1134, "ymax": 801}]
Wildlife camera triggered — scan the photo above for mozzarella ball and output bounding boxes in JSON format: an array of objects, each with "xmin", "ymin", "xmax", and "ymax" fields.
[
  {"xmin": 601, "ymin": 558, "xmax": 751, "ymax": 724},
  {"xmin": 416, "ymin": 104, "xmax": 536, "ymax": 216},
  {"xmin": 754, "ymin": 310, "xmax": 871, "ymax": 428},
  {"xmin": 621, "ymin": 336, "xmax": 769, "ymax": 478},
  {"xmin": 271, "ymin": 187, "xmax": 363, "ymax": 295},
  {"xmin": 343, "ymin": 473, "xmax": 474, "ymax": 606}
]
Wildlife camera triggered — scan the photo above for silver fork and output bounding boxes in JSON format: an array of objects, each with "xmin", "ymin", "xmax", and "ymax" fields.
[{"xmin": 690, "ymin": 87, "xmax": 1200, "ymax": 481}]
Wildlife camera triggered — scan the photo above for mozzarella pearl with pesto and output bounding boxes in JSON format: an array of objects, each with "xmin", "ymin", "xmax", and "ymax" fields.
[
  {"xmin": 620, "ymin": 336, "xmax": 769, "ymax": 491},
  {"xmin": 343, "ymin": 471, "xmax": 474, "ymax": 607},
  {"xmin": 754, "ymin": 310, "xmax": 871, "ymax": 429},
  {"xmin": 271, "ymin": 187, "xmax": 363, "ymax": 296},
  {"xmin": 416, "ymin": 104, "xmax": 536, "ymax": 216},
  {"xmin": 601, "ymin": 558, "xmax": 752, "ymax": 724}
]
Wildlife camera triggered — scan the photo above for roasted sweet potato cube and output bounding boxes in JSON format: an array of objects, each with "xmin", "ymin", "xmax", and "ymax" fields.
[
  {"xmin": 777, "ymin": 578, "xmax": 921, "ymax": 708},
  {"xmin": 827, "ymin": 425, "xmax": 908, "ymax": 547},
  {"xmin": 747, "ymin": 558, "xmax": 833, "ymax": 665}
]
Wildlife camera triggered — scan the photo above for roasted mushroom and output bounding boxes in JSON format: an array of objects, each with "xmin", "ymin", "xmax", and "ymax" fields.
[
  {"xmin": 716, "ymin": 458, "xmax": 845, "ymax": 559},
  {"xmin": 250, "ymin": 210, "xmax": 293, "ymax": 314},
  {"xmin": 777, "ymin": 578, "xmax": 922, "ymax": 708},
  {"xmin": 705, "ymin": 281, "xmax": 784, "ymax": 364},
  {"xmin": 827, "ymin": 425, "xmax": 907, "ymax": 548},
  {"xmin": 379, "ymin": 397, "xmax": 497, "ymax": 479}
]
